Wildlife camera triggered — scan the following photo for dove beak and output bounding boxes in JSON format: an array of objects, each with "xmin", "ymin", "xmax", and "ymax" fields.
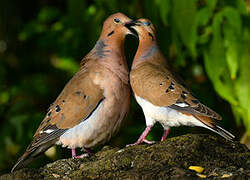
[{"xmin": 124, "ymin": 20, "xmax": 139, "ymax": 37}]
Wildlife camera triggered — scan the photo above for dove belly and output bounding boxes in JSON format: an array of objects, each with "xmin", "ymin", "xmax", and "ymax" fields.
[
  {"xmin": 57, "ymin": 99, "xmax": 123, "ymax": 149},
  {"xmin": 135, "ymin": 95, "xmax": 206, "ymax": 129}
]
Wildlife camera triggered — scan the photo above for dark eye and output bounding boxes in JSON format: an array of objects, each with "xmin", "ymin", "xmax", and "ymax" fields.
[
  {"xmin": 144, "ymin": 21, "xmax": 151, "ymax": 26},
  {"xmin": 114, "ymin": 18, "xmax": 120, "ymax": 23}
]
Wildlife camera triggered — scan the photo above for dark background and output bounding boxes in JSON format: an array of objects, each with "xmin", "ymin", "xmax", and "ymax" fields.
[{"xmin": 0, "ymin": 0, "xmax": 249, "ymax": 174}]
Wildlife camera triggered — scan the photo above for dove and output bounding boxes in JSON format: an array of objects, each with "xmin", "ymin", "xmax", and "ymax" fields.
[
  {"xmin": 127, "ymin": 19, "xmax": 234, "ymax": 146},
  {"xmin": 12, "ymin": 12, "xmax": 136, "ymax": 172}
]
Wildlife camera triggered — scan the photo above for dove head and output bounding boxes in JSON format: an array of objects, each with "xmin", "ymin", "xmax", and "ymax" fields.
[
  {"xmin": 128, "ymin": 19, "xmax": 165, "ymax": 69},
  {"xmin": 100, "ymin": 13, "xmax": 137, "ymax": 40},
  {"xmin": 90, "ymin": 13, "xmax": 135, "ymax": 84},
  {"xmin": 129, "ymin": 18, "xmax": 157, "ymax": 42}
]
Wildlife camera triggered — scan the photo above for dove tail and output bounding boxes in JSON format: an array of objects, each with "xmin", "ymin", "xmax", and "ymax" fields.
[
  {"xmin": 211, "ymin": 124, "xmax": 235, "ymax": 141},
  {"xmin": 194, "ymin": 115, "xmax": 235, "ymax": 141},
  {"xmin": 11, "ymin": 141, "xmax": 54, "ymax": 172}
]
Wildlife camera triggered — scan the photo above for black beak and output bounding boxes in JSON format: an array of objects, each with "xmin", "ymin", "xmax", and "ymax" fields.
[
  {"xmin": 125, "ymin": 20, "xmax": 141, "ymax": 28},
  {"xmin": 125, "ymin": 20, "xmax": 139, "ymax": 37}
]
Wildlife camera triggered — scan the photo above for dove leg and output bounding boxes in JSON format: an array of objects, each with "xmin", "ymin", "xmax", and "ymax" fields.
[
  {"xmin": 71, "ymin": 148, "xmax": 77, "ymax": 158},
  {"xmin": 126, "ymin": 125, "xmax": 154, "ymax": 146},
  {"xmin": 71, "ymin": 148, "xmax": 92, "ymax": 159},
  {"xmin": 161, "ymin": 128, "xmax": 170, "ymax": 141}
]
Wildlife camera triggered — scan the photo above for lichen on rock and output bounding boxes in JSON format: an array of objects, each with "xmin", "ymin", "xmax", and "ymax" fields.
[{"xmin": 1, "ymin": 134, "xmax": 249, "ymax": 179}]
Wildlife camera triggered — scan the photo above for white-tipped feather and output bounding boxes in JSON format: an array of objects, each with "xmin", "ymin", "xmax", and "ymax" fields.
[{"xmin": 175, "ymin": 103, "xmax": 189, "ymax": 108}]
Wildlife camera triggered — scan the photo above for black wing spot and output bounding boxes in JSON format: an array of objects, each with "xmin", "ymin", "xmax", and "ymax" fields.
[
  {"xmin": 192, "ymin": 99, "xmax": 199, "ymax": 104},
  {"xmin": 182, "ymin": 91, "xmax": 188, "ymax": 95},
  {"xmin": 166, "ymin": 82, "xmax": 175, "ymax": 92},
  {"xmin": 181, "ymin": 93, "xmax": 186, "ymax": 99},
  {"xmin": 107, "ymin": 31, "xmax": 114, "ymax": 37},
  {"xmin": 83, "ymin": 95, "xmax": 88, "ymax": 100},
  {"xmin": 169, "ymin": 85, "xmax": 174, "ymax": 90},
  {"xmin": 56, "ymin": 105, "xmax": 61, "ymax": 112}
]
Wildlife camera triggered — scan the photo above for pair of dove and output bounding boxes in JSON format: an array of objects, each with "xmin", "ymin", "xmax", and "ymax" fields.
[{"xmin": 12, "ymin": 13, "xmax": 234, "ymax": 172}]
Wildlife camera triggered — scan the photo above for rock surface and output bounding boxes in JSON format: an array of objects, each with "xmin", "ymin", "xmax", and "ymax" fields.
[{"xmin": 1, "ymin": 134, "xmax": 250, "ymax": 179}]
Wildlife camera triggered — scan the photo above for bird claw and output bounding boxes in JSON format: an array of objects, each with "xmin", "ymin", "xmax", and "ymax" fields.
[
  {"xmin": 71, "ymin": 148, "xmax": 92, "ymax": 159},
  {"xmin": 161, "ymin": 128, "xmax": 170, "ymax": 141},
  {"xmin": 126, "ymin": 138, "xmax": 155, "ymax": 147},
  {"xmin": 126, "ymin": 142, "xmax": 139, "ymax": 147},
  {"xmin": 126, "ymin": 125, "xmax": 154, "ymax": 147},
  {"xmin": 143, "ymin": 139, "xmax": 155, "ymax": 144},
  {"xmin": 72, "ymin": 153, "xmax": 90, "ymax": 159}
]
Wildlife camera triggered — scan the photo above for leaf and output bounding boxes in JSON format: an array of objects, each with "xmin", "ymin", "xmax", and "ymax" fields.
[
  {"xmin": 197, "ymin": 7, "xmax": 212, "ymax": 26},
  {"xmin": 234, "ymin": 29, "xmax": 250, "ymax": 131},
  {"xmin": 204, "ymin": 12, "xmax": 237, "ymax": 105},
  {"xmin": 155, "ymin": 0, "xmax": 170, "ymax": 25},
  {"xmin": 172, "ymin": 0, "xmax": 198, "ymax": 56},
  {"xmin": 206, "ymin": 0, "xmax": 218, "ymax": 11},
  {"xmin": 236, "ymin": 0, "xmax": 248, "ymax": 15},
  {"xmin": 222, "ymin": 7, "xmax": 242, "ymax": 79}
]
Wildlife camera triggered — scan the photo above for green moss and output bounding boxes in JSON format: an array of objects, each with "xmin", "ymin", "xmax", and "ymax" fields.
[{"xmin": 1, "ymin": 134, "xmax": 250, "ymax": 179}]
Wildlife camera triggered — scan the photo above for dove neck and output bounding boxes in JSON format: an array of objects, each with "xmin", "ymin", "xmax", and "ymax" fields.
[
  {"xmin": 93, "ymin": 36, "xmax": 126, "ymax": 56},
  {"xmin": 132, "ymin": 40, "xmax": 165, "ymax": 69},
  {"xmin": 96, "ymin": 38, "xmax": 129, "ymax": 84}
]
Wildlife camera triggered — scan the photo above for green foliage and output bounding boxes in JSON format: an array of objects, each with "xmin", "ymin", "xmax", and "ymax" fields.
[
  {"xmin": 172, "ymin": 0, "xmax": 198, "ymax": 57},
  {"xmin": 157, "ymin": 0, "xmax": 250, "ymax": 133},
  {"xmin": 0, "ymin": 0, "xmax": 250, "ymax": 173},
  {"xmin": 204, "ymin": 2, "xmax": 250, "ymax": 132}
]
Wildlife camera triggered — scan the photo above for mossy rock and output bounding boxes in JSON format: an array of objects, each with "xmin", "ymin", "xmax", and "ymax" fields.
[{"xmin": 1, "ymin": 134, "xmax": 250, "ymax": 179}]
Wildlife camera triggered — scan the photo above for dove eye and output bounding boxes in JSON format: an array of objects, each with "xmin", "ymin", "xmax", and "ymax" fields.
[
  {"xmin": 144, "ymin": 21, "xmax": 151, "ymax": 26},
  {"xmin": 114, "ymin": 18, "xmax": 121, "ymax": 24}
]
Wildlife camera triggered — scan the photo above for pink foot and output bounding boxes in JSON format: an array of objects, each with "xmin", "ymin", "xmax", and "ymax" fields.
[
  {"xmin": 71, "ymin": 148, "xmax": 92, "ymax": 159},
  {"xmin": 126, "ymin": 125, "xmax": 154, "ymax": 147},
  {"xmin": 161, "ymin": 128, "xmax": 170, "ymax": 141},
  {"xmin": 143, "ymin": 139, "xmax": 155, "ymax": 144}
]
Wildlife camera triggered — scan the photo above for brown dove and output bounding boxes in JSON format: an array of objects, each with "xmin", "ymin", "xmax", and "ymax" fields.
[
  {"xmin": 127, "ymin": 19, "xmax": 234, "ymax": 146},
  {"xmin": 11, "ymin": 13, "xmax": 136, "ymax": 172}
]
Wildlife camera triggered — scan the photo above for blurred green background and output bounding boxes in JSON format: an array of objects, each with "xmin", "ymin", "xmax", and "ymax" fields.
[{"xmin": 0, "ymin": 0, "xmax": 250, "ymax": 174}]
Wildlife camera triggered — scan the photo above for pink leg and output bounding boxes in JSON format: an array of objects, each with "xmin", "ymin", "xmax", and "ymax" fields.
[
  {"xmin": 71, "ymin": 148, "xmax": 77, "ymax": 158},
  {"xmin": 161, "ymin": 128, "xmax": 170, "ymax": 141},
  {"xmin": 126, "ymin": 125, "xmax": 154, "ymax": 147},
  {"xmin": 71, "ymin": 148, "xmax": 92, "ymax": 159}
]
